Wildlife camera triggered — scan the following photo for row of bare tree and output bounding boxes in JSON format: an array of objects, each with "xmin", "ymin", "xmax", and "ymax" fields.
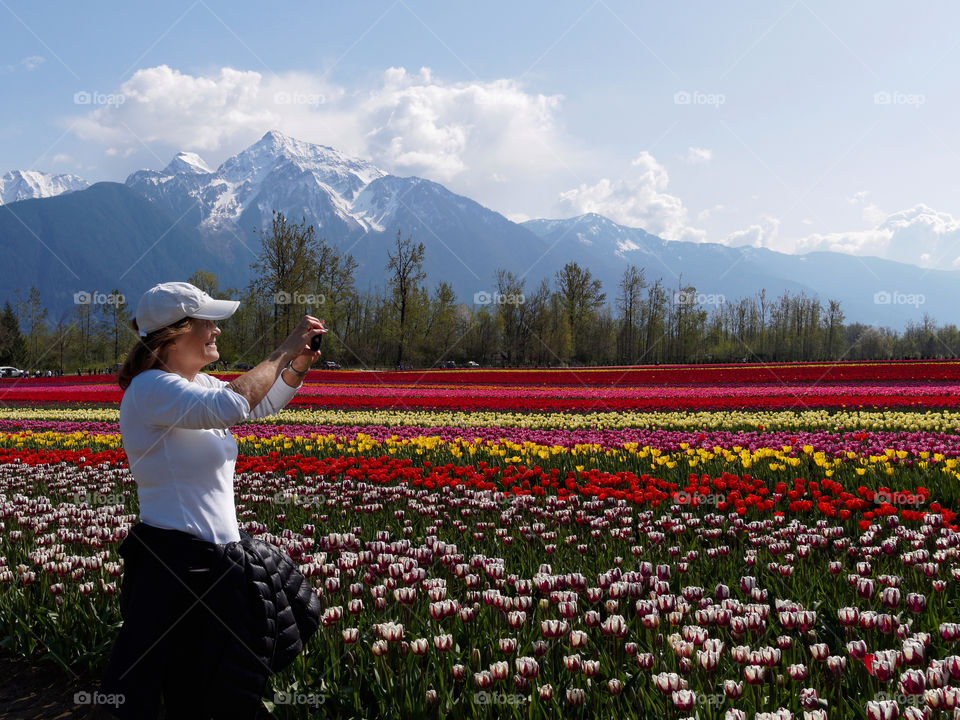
[{"xmin": 3, "ymin": 212, "xmax": 959, "ymax": 371}]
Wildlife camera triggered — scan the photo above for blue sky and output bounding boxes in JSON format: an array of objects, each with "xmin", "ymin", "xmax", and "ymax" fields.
[{"xmin": 3, "ymin": 0, "xmax": 960, "ymax": 268}]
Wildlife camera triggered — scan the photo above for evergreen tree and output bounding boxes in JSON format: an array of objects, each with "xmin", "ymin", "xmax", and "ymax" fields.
[{"xmin": 0, "ymin": 301, "xmax": 26, "ymax": 366}]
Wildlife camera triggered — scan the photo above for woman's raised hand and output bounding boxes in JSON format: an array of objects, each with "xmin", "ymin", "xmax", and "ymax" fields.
[{"xmin": 281, "ymin": 315, "xmax": 327, "ymax": 362}]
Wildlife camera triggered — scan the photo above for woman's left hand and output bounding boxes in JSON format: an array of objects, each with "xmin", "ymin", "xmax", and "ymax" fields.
[{"xmin": 294, "ymin": 316, "xmax": 327, "ymax": 366}]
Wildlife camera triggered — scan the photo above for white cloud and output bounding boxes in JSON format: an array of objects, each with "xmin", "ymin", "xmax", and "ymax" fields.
[
  {"xmin": 750, "ymin": 204, "xmax": 960, "ymax": 268},
  {"xmin": 725, "ymin": 216, "xmax": 781, "ymax": 249},
  {"xmin": 682, "ymin": 146, "xmax": 712, "ymax": 164},
  {"xmin": 861, "ymin": 203, "xmax": 886, "ymax": 227},
  {"xmin": 70, "ymin": 66, "xmax": 285, "ymax": 152},
  {"xmin": 697, "ymin": 203, "xmax": 725, "ymax": 222},
  {"xmin": 67, "ymin": 64, "xmax": 572, "ymax": 190},
  {"xmin": 557, "ymin": 151, "xmax": 705, "ymax": 242},
  {"xmin": 359, "ymin": 67, "xmax": 566, "ymax": 182},
  {"xmin": 2, "ymin": 55, "xmax": 45, "ymax": 73},
  {"xmin": 715, "ymin": 203, "xmax": 960, "ymax": 268},
  {"xmin": 21, "ymin": 56, "xmax": 45, "ymax": 71},
  {"xmin": 847, "ymin": 190, "xmax": 868, "ymax": 204},
  {"xmin": 792, "ymin": 228, "xmax": 890, "ymax": 257},
  {"xmin": 105, "ymin": 146, "xmax": 137, "ymax": 158}
]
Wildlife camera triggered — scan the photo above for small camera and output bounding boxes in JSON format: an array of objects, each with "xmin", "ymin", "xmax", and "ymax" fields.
[{"xmin": 310, "ymin": 332, "xmax": 323, "ymax": 352}]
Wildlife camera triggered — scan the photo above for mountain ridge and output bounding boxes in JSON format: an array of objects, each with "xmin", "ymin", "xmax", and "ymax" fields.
[{"xmin": 0, "ymin": 130, "xmax": 956, "ymax": 327}]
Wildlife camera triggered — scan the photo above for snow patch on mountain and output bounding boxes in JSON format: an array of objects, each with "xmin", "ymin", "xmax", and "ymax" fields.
[
  {"xmin": 165, "ymin": 151, "xmax": 213, "ymax": 175},
  {"xmin": 127, "ymin": 130, "xmax": 389, "ymax": 234},
  {"xmin": 351, "ymin": 176, "xmax": 423, "ymax": 232},
  {"xmin": 0, "ymin": 170, "xmax": 88, "ymax": 205}
]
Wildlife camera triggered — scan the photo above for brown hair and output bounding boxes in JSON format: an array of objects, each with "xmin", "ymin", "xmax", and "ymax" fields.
[{"xmin": 117, "ymin": 317, "xmax": 197, "ymax": 391}]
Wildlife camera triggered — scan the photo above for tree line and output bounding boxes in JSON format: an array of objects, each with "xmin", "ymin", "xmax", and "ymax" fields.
[{"xmin": 3, "ymin": 211, "xmax": 960, "ymax": 373}]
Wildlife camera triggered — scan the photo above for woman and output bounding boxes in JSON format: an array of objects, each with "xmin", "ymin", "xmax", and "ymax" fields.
[{"xmin": 95, "ymin": 281, "xmax": 326, "ymax": 719}]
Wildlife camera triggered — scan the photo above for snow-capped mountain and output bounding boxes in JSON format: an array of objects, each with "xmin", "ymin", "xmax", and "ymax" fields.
[
  {"xmin": 0, "ymin": 170, "xmax": 88, "ymax": 205},
  {"xmin": 126, "ymin": 130, "xmax": 387, "ymax": 236},
  {"xmin": 123, "ymin": 130, "xmax": 550, "ymax": 292},
  {"xmin": 89, "ymin": 128, "xmax": 960, "ymax": 327},
  {"xmin": 524, "ymin": 213, "xmax": 665, "ymax": 254},
  {"xmin": 164, "ymin": 151, "xmax": 213, "ymax": 175}
]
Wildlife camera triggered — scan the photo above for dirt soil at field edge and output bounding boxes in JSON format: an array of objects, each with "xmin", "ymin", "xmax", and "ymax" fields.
[{"xmin": 0, "ymin": 649, "xmax": 100, "ymax": 719}]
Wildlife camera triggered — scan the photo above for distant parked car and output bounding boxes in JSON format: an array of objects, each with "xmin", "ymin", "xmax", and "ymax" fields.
[
  {"xmin": 465, "ymin": 361, "xmax": 480, "ymax": 368},
  {"xmin": 439, "ymin": 360, "xmax": 456, "ymax": 369},
  {"xmin": 0, "ymin": 366, "xmax": 24, "ymax": 378},
  {"xmin": 322, "ymin": 360, "xmax": 341, "ymax": 370},
  {"xmin": 233, "ymin": 362, "xmax": 253, "ymax": 370}
]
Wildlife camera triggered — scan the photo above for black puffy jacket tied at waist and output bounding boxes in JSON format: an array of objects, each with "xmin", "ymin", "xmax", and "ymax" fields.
[{"xmin": 113, "ymin": 522, "xmax": 322, "ymax": 716}]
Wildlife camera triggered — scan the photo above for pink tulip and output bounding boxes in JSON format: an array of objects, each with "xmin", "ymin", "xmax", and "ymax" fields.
[
  {"xmin": 653, "ymin": 672, "xmax": 682, "ymax": 693},
  {"xmin": 410, "ymin": 638, "xmax": 429, "ymax": 656},
  {"xmin": 788, "ymin": 663, "xmax": 808, "ymax": 681},
  {"xmin": 515, "ymin": 656, "xmax": 539, "ymax": 679},
  {"xmin": 723, "ymin": 679, "xmax": 743, "ymax": 699},
  {"xmin": 671, "ymin": 689, "xmax": 696, "ymax": 710},
  {"xmin": 865, "ymin": 700, "xmax": 899, "ymax": 720},
  {"xmin": 563, "ymin": 654, "xmax": 582, "ymax": 672},
  {"xmin": 474, "ymin": 671, "xmax": 493, "ymax": 689},
  {"xmin": 799, "ymin": 687, "xmax": 819, "ymax": 710},
  {"xmin": 899, "ymin": 668, "xmax": 925, "ymax": 695}
]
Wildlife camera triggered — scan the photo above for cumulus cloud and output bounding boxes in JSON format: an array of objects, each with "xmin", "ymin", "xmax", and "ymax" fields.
[
  {"xmin": 861, "ymin": 203, "xmax": 886, "ymax": 226},
  {"xmin": 70, "ymin": 66, "xmax": 289, "ymax": 152},
  {"xmin": 66, "ymin": 64, "xmax": 572, "ymax": 190},
  {"xmin": 777, "ymin": 204, "xmax": 960, "ymax": 268},
  {"xmin": 682, "ymin": 146, "xmax": 712, "ymax": 164},
  {"xmin": 847, "ymin": 190, "xmax": 868, "ymax": 204},
  {"xmin": 725, "ymin": 216, "xmax": 781, "ymax": 249},
  {"xmin": 359, "ymin": 67, "xmax": 565, "ymax": 182},
  {"xmin": 557, "ymin": 152, "xmax": 706, "ymax": 242},
  {"xmin": 717, "ymin": 203, "xmax": 960, "ymax": 268}
]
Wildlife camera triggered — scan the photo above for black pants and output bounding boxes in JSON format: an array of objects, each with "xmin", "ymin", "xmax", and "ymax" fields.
[{"xmin": 97, "ymin": 524, "xmax": 262, "ymax": 720}]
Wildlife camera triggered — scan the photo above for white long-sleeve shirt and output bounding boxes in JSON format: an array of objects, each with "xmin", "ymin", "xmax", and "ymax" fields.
[{"xmin": 119, "ymin": 369, "xmax": 299, "ymax": 544}]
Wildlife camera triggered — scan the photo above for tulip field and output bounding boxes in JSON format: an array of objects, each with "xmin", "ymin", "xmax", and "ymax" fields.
[{"xmin": 3, "ymin": 361, "xmax": 960, "ymax": 719}]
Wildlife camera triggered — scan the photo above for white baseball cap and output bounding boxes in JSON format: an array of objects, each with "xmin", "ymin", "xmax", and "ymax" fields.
[{"xmin": 135, "ymin": 281, "xmax": 240, "ymax": 337}]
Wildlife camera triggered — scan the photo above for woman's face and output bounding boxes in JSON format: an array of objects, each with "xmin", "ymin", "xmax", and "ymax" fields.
[{"xmin": 163, "ymin": 318, "xmax": 221, "ymax": 374}]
